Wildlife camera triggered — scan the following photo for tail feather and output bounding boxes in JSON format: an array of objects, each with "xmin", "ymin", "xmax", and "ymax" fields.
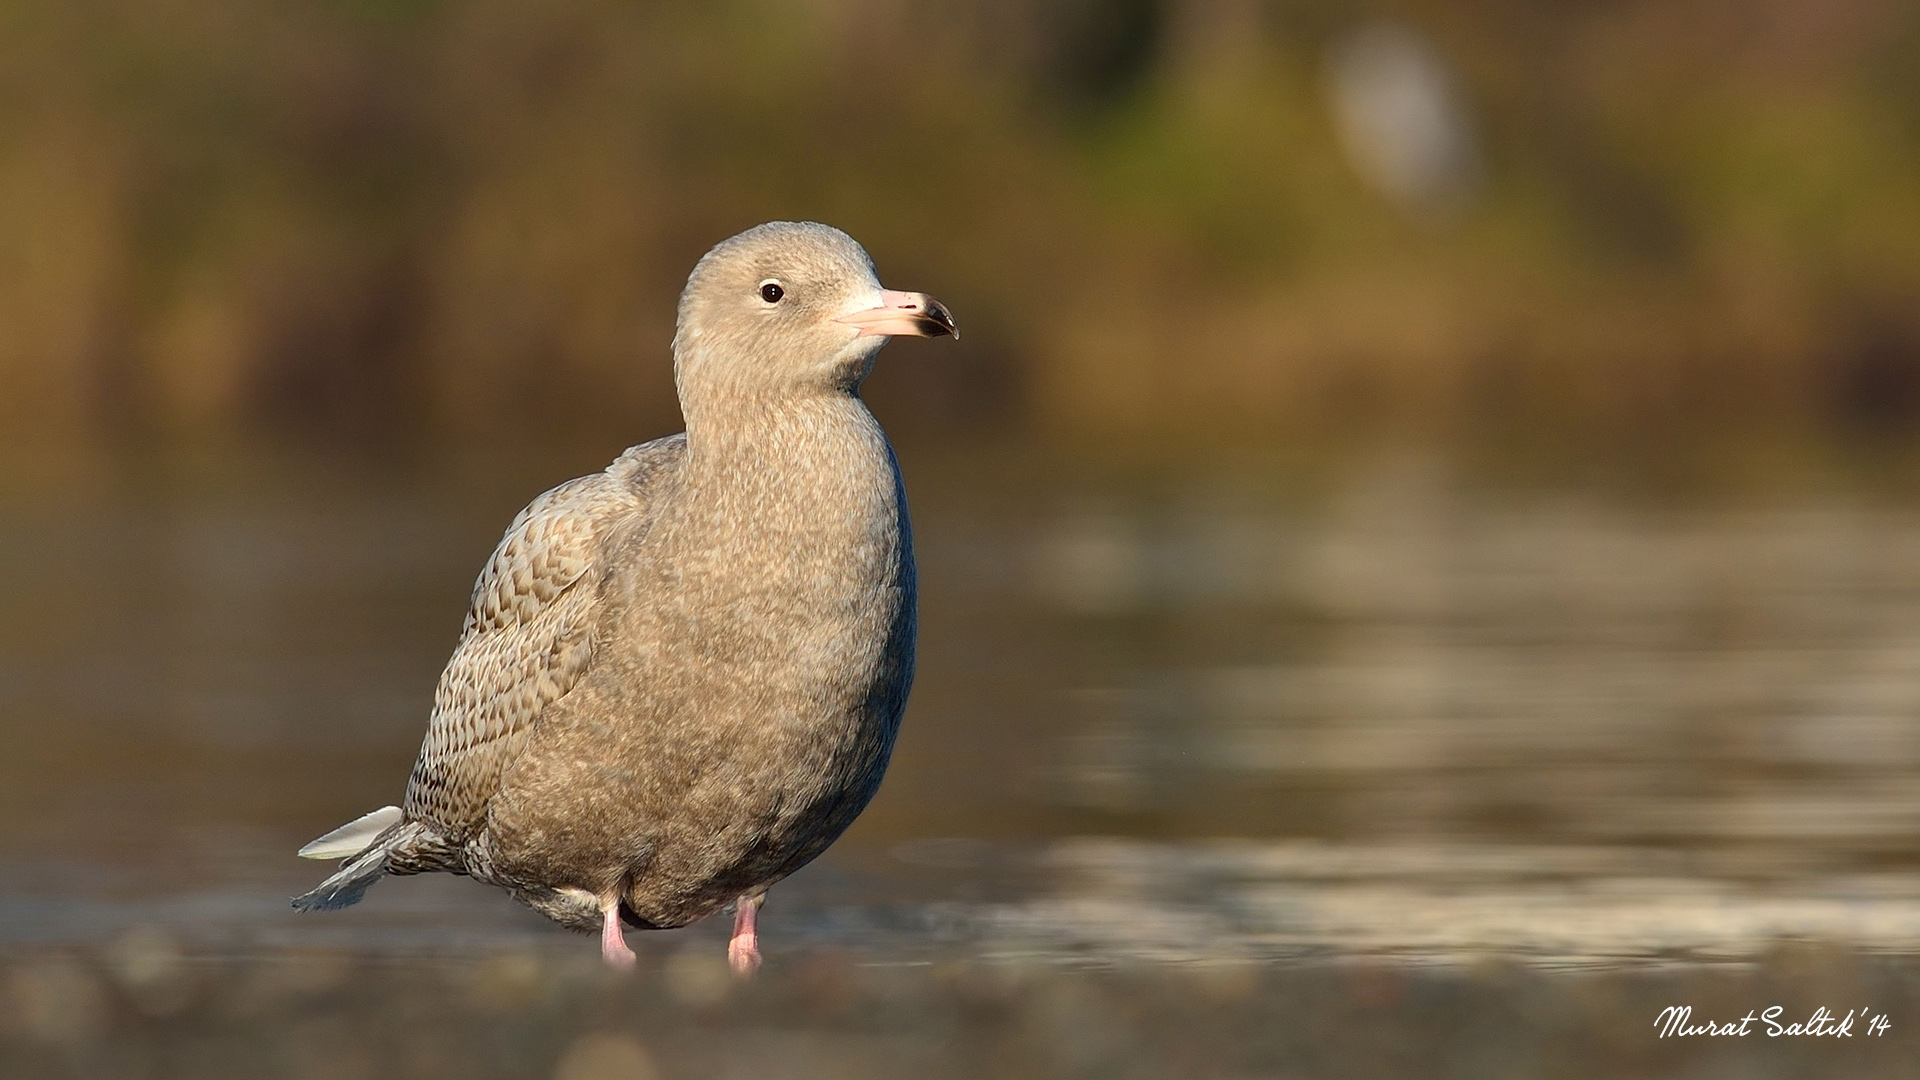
[
  {"xmin": 297, "ymin": 805, "xmax": 403, "ymax": 860},
  {"xmin": 291, "ymin": 818, "xmax": 428, "ymax": 913}
]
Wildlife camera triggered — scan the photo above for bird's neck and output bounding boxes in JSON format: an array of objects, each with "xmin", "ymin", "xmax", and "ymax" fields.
[
  {"xmin": 659, "ymin": 388, "xmax": 906, "ymax": 615},
  {"xmin": 680, "ymin": 387, "xmax": 896, "ymax": 508}
]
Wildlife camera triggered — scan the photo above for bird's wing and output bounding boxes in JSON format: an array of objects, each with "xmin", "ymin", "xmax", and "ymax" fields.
[{"xmin": 403, "ymin": 434, "xmax": 686, "ymax": 836}]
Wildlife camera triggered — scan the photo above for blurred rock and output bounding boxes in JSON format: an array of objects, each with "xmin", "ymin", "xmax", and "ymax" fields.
[
  {"xmin": 225, "ymin": 951, "xmax": 356, "ymax": 1019},
  {"xmin": 552, "ymin": 1032, "xmax": 658, "ymax": 1080},
  {"xmin": 290, "ymin": 1018, "xmax": 380, "ymax": 1080},
  {"xmin": 465, "ymin": 948, "xmax": 548, "ymax": 1011},
  {"xmin": 105, "ymin": 924, "xmax": 193, "ymax": 1018},
  {"xmin": 8, "ymin": 954, "xmax": 107, "ymax": 1045},
  {"xmin": 0, "ymin": 945, "xmax": 1918, "ymax": 1078},
  {"xmin": 662, "ymin": 946, "xmax": 731, "ymax": 1008},
  {"xmin": 1024, "ymin": 976, "xmax": 1132, "ymax": 1078}
]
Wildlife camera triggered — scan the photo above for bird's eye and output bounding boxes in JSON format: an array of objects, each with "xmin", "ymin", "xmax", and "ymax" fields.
[{"xmin": 759, "ymin": 281, "xmax": 785, "ymax": 304}]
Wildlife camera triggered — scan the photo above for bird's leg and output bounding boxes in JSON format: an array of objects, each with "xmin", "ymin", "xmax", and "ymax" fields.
[
  {"xmin": 727, "ymin": 893, "xmax": 764, "ymax": 977},
  {"xmin": 601, "ymin": 901, "xmax": 637, "ymax": 971}
]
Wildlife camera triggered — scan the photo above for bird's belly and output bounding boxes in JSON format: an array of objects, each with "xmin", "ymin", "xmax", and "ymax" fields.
[
  {"xmin": 621, "ymin": 652, "xmax": 907, "ymax": 926},
  {"xmin": 484, "ymin": 593, "xmax": 912, "ymax": 930}
]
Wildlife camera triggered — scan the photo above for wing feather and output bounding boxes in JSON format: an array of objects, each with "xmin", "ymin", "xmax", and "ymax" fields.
[{"xmin": 403, "ymin": 436, "xmax": 684, "ymax": 836}]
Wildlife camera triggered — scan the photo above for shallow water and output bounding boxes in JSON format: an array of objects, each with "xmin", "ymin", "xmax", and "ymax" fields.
[{"xmin": 5, "ymin": 443, "xmax": 1920, "ymax": 1073}]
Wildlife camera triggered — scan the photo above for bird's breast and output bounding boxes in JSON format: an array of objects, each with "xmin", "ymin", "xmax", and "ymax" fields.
[{"xmin": 613, "ymin": 427, "xmax": 914, "ymax": 721}]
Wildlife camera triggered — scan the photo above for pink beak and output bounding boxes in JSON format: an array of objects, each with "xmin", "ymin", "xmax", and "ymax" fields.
[{"xmin": 836, "ymin": 290, "xmax": 959, "ymax": 340}]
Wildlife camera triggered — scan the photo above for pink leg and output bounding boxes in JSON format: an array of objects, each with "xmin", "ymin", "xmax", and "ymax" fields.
[
  {"xmin": 601, "ymin": 903, "xmax": 636, "ymax": 971},
  {"xmin": 728, "ymin": 894, "xmax": 764, "ymax": 977}
]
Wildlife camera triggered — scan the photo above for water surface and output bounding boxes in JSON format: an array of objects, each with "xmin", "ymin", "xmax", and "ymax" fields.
[{"xmin": 5, "ymin": 446, "xmax": 1920, "ymax": 975}]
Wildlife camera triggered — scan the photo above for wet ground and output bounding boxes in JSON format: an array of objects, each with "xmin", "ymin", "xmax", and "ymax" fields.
[{"xmin": 4, "ymin": 441, "xmax": 1920, "ymax": 1075}]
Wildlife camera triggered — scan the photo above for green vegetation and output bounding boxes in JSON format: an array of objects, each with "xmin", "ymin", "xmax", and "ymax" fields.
[{"xmin": 1, "ymin": 0, "xmax": 1917, "ymax": 452}]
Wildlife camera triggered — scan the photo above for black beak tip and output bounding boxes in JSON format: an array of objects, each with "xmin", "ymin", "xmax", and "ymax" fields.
[{"xmin": 920, "ymin": 300, "xmax": 958, "ymax": 340}]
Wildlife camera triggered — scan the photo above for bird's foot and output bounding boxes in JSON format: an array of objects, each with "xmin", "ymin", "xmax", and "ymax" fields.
[
  {"xmin": 601, "ymin": 904, "xmax": 637, "ymax": 972},
  {"xmin": 728, "ymin": 894, "xmax": 764, "ymax": 978},
  {"xmin": 727, "ymin": 932, "xmax": 761, "ymax": 977}
]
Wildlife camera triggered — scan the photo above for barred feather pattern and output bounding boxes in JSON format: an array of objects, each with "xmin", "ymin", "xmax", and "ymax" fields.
[{"xmin": 402, "ymin": 435, "xmax": 686, "ymax": 840}]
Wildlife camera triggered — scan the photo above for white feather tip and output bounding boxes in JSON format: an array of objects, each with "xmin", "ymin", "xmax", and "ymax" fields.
[{"xmin": 297, "ymin": 805, "xmax": 403, "ymax": 860}]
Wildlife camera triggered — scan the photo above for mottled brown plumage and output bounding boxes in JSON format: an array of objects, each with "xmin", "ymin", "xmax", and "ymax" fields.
[{"xmin": 293, "ymin": 222, "xmax": 956, "ymax": 972}]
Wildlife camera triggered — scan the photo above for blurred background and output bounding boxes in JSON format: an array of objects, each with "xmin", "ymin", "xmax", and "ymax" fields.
[{"xmin": 6, "ymin": 0, "xmax": 1920, "ymax": 1076}]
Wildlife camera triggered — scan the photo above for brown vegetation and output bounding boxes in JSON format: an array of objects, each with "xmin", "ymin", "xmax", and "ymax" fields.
[{"xmin": 2, "ymin": 0, "xmax": 1918, "ymax": 452}]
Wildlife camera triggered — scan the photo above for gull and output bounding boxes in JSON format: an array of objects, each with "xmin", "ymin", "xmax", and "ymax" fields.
[{"xmin": 294, "ymin": 222, "xmax": 956, "ymax": 974}]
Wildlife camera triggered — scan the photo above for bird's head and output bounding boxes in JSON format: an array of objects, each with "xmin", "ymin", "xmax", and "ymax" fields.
[{"xmin": 672, "ymin": 221, "xmax": 956, "ymax": 403}]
